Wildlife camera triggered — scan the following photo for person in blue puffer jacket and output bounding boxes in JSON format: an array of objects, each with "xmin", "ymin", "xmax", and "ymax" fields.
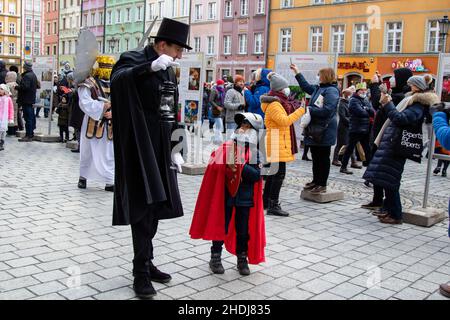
[
  {"xmin": 432, "ymin": 103, "xmax": 450, "ymax": 299},
  {"xmin": 244, "ymin": 68, "xmax": 272, "ymax": 119}
]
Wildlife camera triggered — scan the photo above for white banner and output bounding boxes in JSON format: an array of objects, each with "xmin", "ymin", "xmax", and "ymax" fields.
[
  {"xmin": 275, "ymin": 52, "xmax": 338, "ymax": 86},
  {"xmin": 177, "ymin": 52, "xmax": 205, "ymax": 126}
]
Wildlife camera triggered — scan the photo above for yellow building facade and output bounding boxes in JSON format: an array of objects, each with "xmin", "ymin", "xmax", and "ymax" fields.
[
  {"xmin": 268, "ymin": 0, "xmax": 450, "ymax": 88},
  {"xmin": 0, "ymin": 0, "xmax": 21, "ymax": 68}
]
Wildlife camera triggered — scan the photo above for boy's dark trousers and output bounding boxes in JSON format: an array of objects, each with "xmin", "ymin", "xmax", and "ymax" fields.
[
  {"xmin": 212, "ymin": 206, "xmax": 250, "ymax": 254},
  {"xmin": 59, "ymin": 125, "xmax": 69, "ymax": 141}
]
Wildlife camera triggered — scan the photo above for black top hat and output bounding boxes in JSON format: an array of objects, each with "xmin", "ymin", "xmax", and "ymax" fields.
[{"xmin": 151, "ymin": 18, "xmax": 192, "ymax": 50}]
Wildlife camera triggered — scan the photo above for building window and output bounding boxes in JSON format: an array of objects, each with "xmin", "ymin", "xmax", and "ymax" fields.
[
  {"xmin": 34, "ymin": 0, "xmax": 40, "ymax": 11},
  {"xmin": 53, "ymin": 21, "xmax": 57, "ymax": 33},
  {"xmin": 26, "ymin": 0, "xmax": 32, "ymax": 10},
  {"xmin": 149, "ymin": 3, "xmax": 155, "ymax": 19},
  {"xmin": 256, "ymin": 0, "xmax": 265, "ymax": 14},
  {"xmin": 194, "ymin": 37, "xmax": 200, "ymax": 52},
  {"xmin": 116, "ymin": 9, "xmax": 122, "ymax": 23},
  {"xmin": 68, "ymin": 40, "xmax": 72, "ymax": 54},
  {"xmin": 47, "ymin": 22, "xmax": 50, "ymax": 35},
  {"xmin": 240, "ymin": 0, "xmax": 248, "ymax": 16},
  {"xmin": 181, "ymin": 0, "xmax": 189, "ymax": 16},
  {"xmin": 0, "ymin": 42, "xmax": 3, "ymax": 54},
  {"xmin": 280, "ymin": 28, "xmax": 292, "ymax": 52},
  {"xmin": 223, "ymin": 35, "xmax": 231, "ymax": 55},
  {"xmin": 310, "ymin": 26, "xmax": 323, "ymax": 52},
  {"xmin": 207, "ymin": 36, "xmax": 214, "ymax": 55},
  {"xmin": 125, "ymin": 39, "xmax": 129, "ymax": 51},
  {"xmin": 0, "ymin": 2, "xmax": 3, "ymax": 13},
  {"xmin": 158, "ymin": 1, "xmax": 165, "ymax": 18},
  {"xmin": 0, "ymin": 22, "xmax": 2, "ymax": 33},
  {"xmin": 47, "ymin": 1, "xmax": 50, "ymax": 12},
  {"xmin": 9, "ymin": 2, "xmax": 16, "ymax": 14},
  {"xmin": 53, "ymin": 0, "xmax": 56, "ymax": 11},
  {"xmin": 208, "ymin": 2, "xmax": 216, "ymax": 20},
  {"xmin": 224, "ymin": 1, "xmax": 232, "ymax": 18},
  {"xmin": 126, "ymin": 8, "xmax": 131, "ymax": 22},
  {"xmin": 427, "ymin": 20, "xmax": 445, "ymax": 53},
  {"xmin": 107, "ymin": 11, "xmax": 112, "ymax": 25},
  {"xmin": 136, "ymin": 6, "xmax": 143, "ymax": 21},
  {"xmin": 9, "ymin": 43, "xmax": 15, "ymax": 55},
  {"xmin": 331, "ymin": 25, "xmax": 345, "ymax": 53},
  {"xmin": 34, "ymin": 42, "xmax": 40, "ymax": 56},
  {"xmin": 170, "ymin": 0, "xmax": 176, "ymax": 17},
  {"xmin": 83, "ymin": 14, "xmax": 88, "ymax": 27},
  {"xmin": 53, "ymin": 45, "xmax": 56, "ymax": 55},
  {"xmin": 9, "ymin": 23, "xmax": 15, "ymax": 35},
  {"xmin": 386, "ymin": 22, "xmax": 402, "ymax": 53},
  {"xmin": 312, "ymin": 0, "xmax": 324, "ymax": 4},
  {"xmin": 99, "ymin": 12, "xmax": 103, "ymax": 25},
  {"xmin": 195, "ymin": 4, "xmax": 202, "ymax": 20},
  {"xmin": 254, "ymin": 33, "xmax": 263, "ymax": 54},
  {"xmin": 354, "ymin": 23, "xmax": 369, "ymax": 53},
  {"xmin": 26, "ymin": 18, "xmax": 32, "ymax": 32},
  {"xmin": 280, "ymin": 0, "xmax": 292, "ymax": 8},
  {"xmin": 91, "ymin": 13, "xmax": 96, "ymax": 26},
  {"xmin": 62, "ymin": 41, "xmax": 65, "ymax": 54},
  {"xmin": 238, "ymin": 34, "xmax": 247, "ymax": 54}
]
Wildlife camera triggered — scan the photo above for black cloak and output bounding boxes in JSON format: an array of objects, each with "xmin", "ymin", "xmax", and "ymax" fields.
[{"xmin": 110, "ymin": 45, "xmax": 184, "ymax": 226}]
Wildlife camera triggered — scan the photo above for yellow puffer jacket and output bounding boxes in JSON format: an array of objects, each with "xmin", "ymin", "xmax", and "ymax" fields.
[{"xmin": 261, "ymin": 95, "xmax": 305, "ymax": 163}]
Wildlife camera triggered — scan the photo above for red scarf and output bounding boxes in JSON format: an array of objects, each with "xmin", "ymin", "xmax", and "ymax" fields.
[{"xmin": 268, "ymin": 90, "xmax": 298, "ymax": 155}]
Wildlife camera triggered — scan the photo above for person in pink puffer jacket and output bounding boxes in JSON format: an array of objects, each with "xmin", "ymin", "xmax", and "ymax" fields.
[{"xmin": 0, "ymin": 83, "xmax": 14, "ymax": 151}]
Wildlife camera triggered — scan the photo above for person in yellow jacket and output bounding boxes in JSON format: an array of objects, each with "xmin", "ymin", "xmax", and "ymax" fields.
[{"xmin": 261, "ymin": 72, "xmax": 306, "ymax": 216}]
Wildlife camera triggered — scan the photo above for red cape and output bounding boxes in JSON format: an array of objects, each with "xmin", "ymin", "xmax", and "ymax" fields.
[{"xmin": 189, "ymin": 141, "xmax": 266, "ymax": 264}]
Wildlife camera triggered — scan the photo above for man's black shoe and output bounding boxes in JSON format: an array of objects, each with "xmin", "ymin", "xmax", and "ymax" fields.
[
  {"xmin": 149, "ymin": 263, "xmax": 172, "ymax": 283},
  {"xmin": 133, "ymin": 275, "xmax": 157, "ymax": 299},
  {"xmin": 78, "ymin": 178, "xmax": 87, "ymax": 189},
  {"xmin": 105, "ymin": 185, "xmax": 114, "ymax": 192}
]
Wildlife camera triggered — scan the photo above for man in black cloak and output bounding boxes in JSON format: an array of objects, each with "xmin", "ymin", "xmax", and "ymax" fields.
[{"xmin": 110, "ymin": 18, "xmax": 190, "ymax": 299}]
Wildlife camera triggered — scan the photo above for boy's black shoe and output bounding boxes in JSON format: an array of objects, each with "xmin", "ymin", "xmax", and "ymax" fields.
[
  {"xmin": 209, "ymin": 252, "xmax": 225, "ymax": 274},
  {"xmin": 237, "ymin": 253, "xmax": 250, "ymax": 276},
  {"xmin": 133, "ymin": 275, "xmax": 157, "ymax": 299}
]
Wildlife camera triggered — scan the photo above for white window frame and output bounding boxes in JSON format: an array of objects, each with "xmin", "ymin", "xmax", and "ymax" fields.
[
  {"xmin": 238, "ymin": 34, "xmax": 247, "ymax": 54},
  {"xmin": 125, "ymin": 7, "xmax": 131, "ymax": 22},
  {"xmin": 312, "ymin": 0, "xmax": 324, "ymax": 4},
  {"xmin": 116, "ymin": 9, "xmax": 122, "ymax": 23},
  {"xmin": 240, "ymin": 0, "xmax": 248, "ymax": 17},
  {"xmin": 353, "ymin": 23, "xmax": 369, "ymax": 53},
  {"xmin": 224, "ymin": 1, "xmax": 232, "ymax": 18},
  {"xmin": 195, "ymin": 4, "xmax": 202, "ymax": 21},
  {"xmin": 33, "ymin": 41, "xmax": 40, "ymax": 55},
  {"xmin": 385, "ymin": 21, "xmax": 403, "ymax": 53},
  {"xmin": 207, "ymin": 36, "xmax": 215, "ymax": 55},
  {"xmin": 26, "ymin": 18, "xmax": 32, "ymax": 32},
  {"xmin": 9, "ymin": 2, "xmax": 16, "ymax": 14},
  {"xmin": 280, "ymin": 28, "xmax": 292, "ymax": 53},
  {"xmin": 194, "ymin": 37, "xmax": 201, "ymax": 52},
  {"xmin": 280, "ymin": 0, "xmax": 293, "ymax": 8},
  {"xmin": 310, "ymin": 26, "xmax": 323, "ymax": 53},
  {"xmin": 136, "ymin": 6, "xmax": 143, "ymax": 21},
  {"xmin": 330, "ymin": 24, "xmax": 345, "ymax": 54},
  {"xmin": 107, "ymin": 11, "xmax": 112, "ymax": 25},
  {"xmin": 254, "ymin": 33, "xmax": 263, "ymax": 54},
  {"xmin": 256, "ymin": 0, "xmax": 265, "ymax": 14},
  {"xmin": 9, "ymin": 22, "xmax": 15, "ymax": 35},
  {"xmin": 223, "ymin": 35, "xmax": 231, "ymax": 55},
  {"xmin": 426, "ymin": 19, "xmax": 446, "ymax": 53},
  {"xmin": 9, "ymin": 42, "xmax": 15, "ymax": 55},
  {"xmin": 208, "ymin": 2, "xmax": 216, "ymax": 20}
]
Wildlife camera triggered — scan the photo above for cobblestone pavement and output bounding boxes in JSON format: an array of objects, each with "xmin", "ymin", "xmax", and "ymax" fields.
[{"xmin": 0, "ymin": 118, "xmax": 449, "ymax": 300}]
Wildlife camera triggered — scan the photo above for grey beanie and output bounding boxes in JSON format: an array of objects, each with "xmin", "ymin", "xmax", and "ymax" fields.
[
  {"xmin": 267, "ymin": 72, "xmax": 289, "ymax": 92},
  {"xmin": 23, "ymin": 61, "xmax": 33, "ymax": 71},
  {"xmin": 407, "ymin": 75, "xmax": 429, "ymax": 92}
]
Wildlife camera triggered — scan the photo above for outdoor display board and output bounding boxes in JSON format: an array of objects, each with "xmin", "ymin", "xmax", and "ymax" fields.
[
  {"xmin": 177, "ymin": 52, "xmax": 205, "ymax": 126},
  {"xmin": 33, "ymin": 56, "xmax": 56, "ymax": 108},
  {"xmin": 275, "ymin": 52, "xmax": 339, "ymax": 86}
]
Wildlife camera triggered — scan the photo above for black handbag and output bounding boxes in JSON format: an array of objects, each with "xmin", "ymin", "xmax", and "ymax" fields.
[
  {"xmin": 304, "ymin": 118, "xmax": 331, "ymax": 144},
  {"xmin": 394, "ymin": 126, "xmax": 423, "ymax": 163}
]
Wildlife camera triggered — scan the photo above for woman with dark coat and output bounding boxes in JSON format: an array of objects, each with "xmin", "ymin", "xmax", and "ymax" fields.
[
  {"xmin": 362, "ymin": 67, "xmax": 413, "ymax": 210},
  {"xmin": 363, "ymin": 74, "xmax": 439, "ymax": 224},
  {"xmin": 290, "ymin": 64, "xmax": 340, "ymax": 194}
]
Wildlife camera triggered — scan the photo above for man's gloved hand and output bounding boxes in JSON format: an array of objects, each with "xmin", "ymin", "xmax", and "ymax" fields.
[
  {"xmin": 430, "ymin": 102, "xmax": 450, "ymax": 117},
  {"xmin": 171, "ymin": 152, "xmax": 185, "ymax": 173},
  {"xmin": 151, "ymin": 54, "xmax": 180, "ymax": 72}
]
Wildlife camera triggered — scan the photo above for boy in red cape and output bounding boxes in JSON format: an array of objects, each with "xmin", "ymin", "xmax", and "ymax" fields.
[{"xmin": 190, "ymin": 112, "xmax": 266, "ymax": 275}]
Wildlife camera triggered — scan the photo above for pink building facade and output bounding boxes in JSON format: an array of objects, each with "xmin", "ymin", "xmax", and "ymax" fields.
[
  {"xmin": 217, "ymin": 0, "xmax": 269, "ymax": 81},
  {"xmin": 189, "ymin": 0, "xmax": 221, "ymax": 83},
  {"xmin": 81, "ymin": 0, "xmax": 105, "ymax": 53}
]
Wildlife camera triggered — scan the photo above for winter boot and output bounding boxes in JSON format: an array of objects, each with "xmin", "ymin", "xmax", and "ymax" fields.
[
  {"xmin": 442, "ymin": 169, "xmax": 447, "ymax": 178},
  {"xmin": 0, "ymin": 140, "xmax": 4, "ymax": 151},
  {"xmin": 209, "ymin": 252, "xmax": 225, "ymax": 274},
  {"xmin": 267, "ymin": 200, "xmax": 289, "ymax": 217},
  {"xmin": 149, "ymin": 261, "xmax": 172, "ymax": 283},
  {"xmin": 237, "ymin": 252, "xmax": 250, "ymax": 276},
  {"xmin": 133, "ymin": 274, "xmax": 157, "ymax": 299},
  {"xmin": 78, "ymin": 177, "xmax": 87, "ymax": 189},
  {"xmin": 433, "ymin": 166, "xmax": 441, "ymax": 175}
]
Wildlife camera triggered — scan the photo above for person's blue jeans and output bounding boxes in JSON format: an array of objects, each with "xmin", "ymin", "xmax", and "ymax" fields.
[
  {"xmin": 22, "ymin": 104, "xmax": 36, "ymax": 138},
  {"xmin": 384, "ymin": 188, "xmax": 402, "ymax": 220}
]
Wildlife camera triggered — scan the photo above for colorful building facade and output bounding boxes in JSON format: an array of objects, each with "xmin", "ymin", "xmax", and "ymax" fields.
[
  {"xmin": 267, "ymin": 0, "xmax": 449, "ymax": 88},
  {"xmin": 59, "ymin": 0, "xmax": 81, "ymax": 67},
  {"xmin": 0, "ymin": 0, "xmax": 21, "ymax": 68},
  {"xmin": 43, "ymin": 0, "xmax": 59, "ymax": 59},
  {"xmin": 216, "ymin": 0, "xmax": 269, "ymax": 81},
  {"xmin": 105, "ymin": 0, "xmax": 145, "ymax": 56},
  {"xmin": 189, "ymin": 0, "xmax": 220, "ymax": 83},
  {"xmin": 22, "ymin": 0, "xmax": 44, "ymax": 62},
  {"xmin": 81, "ymin": 0, "xmax": 105, "ymax": 53}
]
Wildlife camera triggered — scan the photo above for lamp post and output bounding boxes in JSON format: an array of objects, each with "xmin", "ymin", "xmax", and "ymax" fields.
[{"xmin": 438, "ymin": 15, "xmax": 450, "ymax": 52}]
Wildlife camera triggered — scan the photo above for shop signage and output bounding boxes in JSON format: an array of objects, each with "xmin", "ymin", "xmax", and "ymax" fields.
[
  {"xmin": 338, "ymin": 61, "xmax": 370, "ymax": 72},
  {"xmin": 392, "ymin": 58, "xmax": 429, "ymax": 72}
]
